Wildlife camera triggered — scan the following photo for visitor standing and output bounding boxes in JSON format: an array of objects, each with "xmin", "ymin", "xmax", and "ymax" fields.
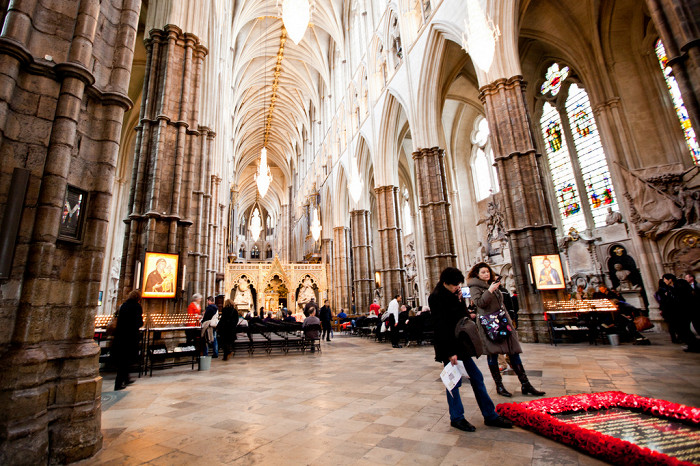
[
  {"xmin": 319, "ymin": 299, "xmax": 333, "ymax": 341},
  {"xmin": 655, "ymin": 274, "xmax": 700, "ymax": 352},
  {"xmin": 369, "ymin": 299, "xmax": 380, "ymax": 316},
  {"xmin": 218, "ymin": 299, "xmax": 238, "ymax": 361},
  {"xmin": 201, "ymin": 296, "xmax": 219, "ymax": 358},
  {"xmin": 112, "ymin": 290, "xmax": 144, "ymax": 391},
  {"xmin": 304, "ymin": 297, "xmax": 319, "ymax": 317},
  {"xmin": 684, "ymin": 272, "xmax": 700, "ymax": 334},
  {"xmin": 430, "ymin": 267, "xmax": 513, "ymax": 431},
  {"xmin": 386, "ymin": 294, "xmax": 402, "ymax": 348},
  {"xmin": 468, "ymin": 262, "xmax": 545, "ymax": 397},
  {"xmin": 185, "ymin": 293, "xmax": 202, "ymax": 345}
]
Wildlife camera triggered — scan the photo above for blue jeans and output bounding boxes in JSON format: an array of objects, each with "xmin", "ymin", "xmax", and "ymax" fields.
[
  {"xmin": 487, "ymin": 353, "xmax": 522, "ymax": 367},
  {"xmin": 446, "ymin": 357, "xmax": 499, "ymax": 422},
  {"xmin": 203, "ymin": 330, "xmax": 218, "ymax": 357}
]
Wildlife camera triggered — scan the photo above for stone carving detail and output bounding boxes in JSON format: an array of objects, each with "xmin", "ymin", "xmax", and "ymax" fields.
[
  {"xmin": 605, "ymin": 207, "xmax": 623, "ymax": 225},
  {"xmin": 620, "ymin": 165, "xmax": 699, "ymax": 240},
  {"xmin": 404, "ymin": 239, "xmax": 417, "ymax": 282},
  {"xmin": 607, "ymin": 244, "xmax": 644, "ymax": 292},
  {"xmin": 477, "ymin": 196, "xmax": 507, "ymax": 263}
]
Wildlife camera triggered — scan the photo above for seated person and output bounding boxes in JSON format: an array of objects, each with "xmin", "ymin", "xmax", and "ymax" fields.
[
  {"xmin": 593, "ymin": 284, "xmax": 621, "ymax": 301},
  {"xmin": 263, "ymin": 311, "xmax": 276, "ymax": 323},
  {"xmin": 337, "ymin": 309, "xmax": 348, "ymax": 319},
  {"xmin": 302, "ymin": 309, "xmax": 322, "ymax": 352}
]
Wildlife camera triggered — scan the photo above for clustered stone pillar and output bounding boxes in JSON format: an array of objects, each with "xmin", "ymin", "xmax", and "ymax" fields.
[
  {"xmin": 0, "ymin": 1, "xmax": 141, "ymax": 462},
  {"xmin": 332, "ymin": 226, "xmax": 352, "ymax": 312},
  {"xmin": 374, "ymin": 186, "xmax": 406, "ymax": 308},
  {"xmin": 351, "ymin": 209, "xmax": 375, "ymax": 314},
  {"xmin": 480, "ymin": 76, "xmax": 560, "ymax": 342},
  {"xmin": 412, "ymin": 147, "xmax": 457, "ymax": 289},
  {"xmin": 645, "ymin": 0, "xmax": 700, "ymax": 131},
  {"xmin": 120, "ymin": 25, "xmax": 218, "ymax": 311},
  {"xmin": 321, "ymin": 237, "xmax": 333, "ymax": 302}
]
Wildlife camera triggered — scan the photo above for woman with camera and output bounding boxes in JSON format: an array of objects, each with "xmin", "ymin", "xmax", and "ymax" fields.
[{"xmin": 468, "ymin": 262, "xmax": 545, "ymax": 397}]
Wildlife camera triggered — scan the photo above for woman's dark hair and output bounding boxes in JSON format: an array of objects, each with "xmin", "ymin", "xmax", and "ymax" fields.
[
  {"xmin": 439, "ymin": 267, "xmax": 465, "ymax": 286},
  {"xmin": 662, "ymin": 273, "xmax": 677, "ymax": 281},
  {"xmin": 126, "ymin": 290, "xmax": 141, "ymax": 301},
  {"xmin": 467, "ymin": 262, "xmax": 495, "ymax": 281}
]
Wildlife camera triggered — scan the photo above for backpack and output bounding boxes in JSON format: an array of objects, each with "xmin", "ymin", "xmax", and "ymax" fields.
[
  {"xmin": 455, "ymin": 316, "xmax": 483, "ymax": 358},
  {"xmin": 381, "ymin": 310, "xmax": 390, "ymax": 321}
]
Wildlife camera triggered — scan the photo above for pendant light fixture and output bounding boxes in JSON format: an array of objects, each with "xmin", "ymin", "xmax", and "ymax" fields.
[
  {"xmin": 310, "ymin": 206, "xmax": 322, "ymax": 241},
  {"xmin": 256, "ymin": 17, "xmax": 273, "ymax": 198},
  {"xmin": 281, "ymin": 0, "xmax": 310, "ymax": 45},
  {"xmin": 461, "ymin": 0, "xmax": 500, "ymax": 73}
]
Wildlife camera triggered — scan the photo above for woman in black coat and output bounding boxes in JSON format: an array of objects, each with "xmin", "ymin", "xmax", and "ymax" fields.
[
  {"xmin": 112, "ymin": 290, "xmax": 144, "ymax": 390},
  {"xmin": 429, "ymin": 267, "xmax": 512, "ymax": 432},
  {"xmin": 218, "ymin": 299, "xmax": 238, "ymax": 360},
  {"xmin": 656, "ymin": 274, "xmax": 700, "ymax": 351}
]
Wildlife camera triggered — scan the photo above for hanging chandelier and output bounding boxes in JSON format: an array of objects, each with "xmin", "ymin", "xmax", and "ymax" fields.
[
  {"xmin": 461, "ymin": 0, "xmax": 500, "ymax": 73},
  {"xmin": 255, "ymin": 147, "xmax": 272, "ymax": 197},
  {"xmin": 250, "ymin": 206, "xmax": 263, "ymax": 241},
  {"xmin": 310, "ymin": 206, "xmax": 322, "ymax": 241},
  {"xmin": 348, "ymin": 156, "xmax": 363, "ymax": 204},
  {"xmin": 281, "ymin": 0, "xmax": 310, "ymax": 45}
]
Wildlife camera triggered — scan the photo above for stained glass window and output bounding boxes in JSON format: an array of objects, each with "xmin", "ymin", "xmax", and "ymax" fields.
[
  {"xmin": 541, "ymin": 63, "xmax": 569, "ymax": 97},
  {"xmin": 565, "ymin": 84, "xmax": 616, "ymax": 227},
  {"xmin": 540, "ymin": 102, "xmax": 584, "ymax": 231},
  {"xmin": 654, "ymin": 39, "xmax": 700, "ymax": 164}
]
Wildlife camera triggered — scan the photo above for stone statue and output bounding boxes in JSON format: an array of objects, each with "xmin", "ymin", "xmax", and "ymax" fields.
[
  {"xmin": 605, "ymin": 207, "xmax": 623, "ymax": 226},
  {"xmin": 233, "ymin": 277, "xmax": 253, "ymax": 310},
  {"xmin": 475, "ymin": 241, "xmax": 488, "ymax": 263},
  {"xmin": 676, "ymin": 186, "xmax": 700, "ymax": 225},
  {"xmin": 297, "ymin": 276, "xmax": 316, "ymax": 306}
]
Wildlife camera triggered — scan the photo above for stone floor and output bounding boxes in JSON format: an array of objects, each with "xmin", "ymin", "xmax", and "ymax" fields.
[{"xmin": 83, "ymin": 332, "xmax": 700, "ymax": 465}]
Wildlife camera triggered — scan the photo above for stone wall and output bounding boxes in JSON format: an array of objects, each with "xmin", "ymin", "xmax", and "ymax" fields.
[{"xmin": 0, "ymin": 1, "xmax": 141, "ymax": 463}]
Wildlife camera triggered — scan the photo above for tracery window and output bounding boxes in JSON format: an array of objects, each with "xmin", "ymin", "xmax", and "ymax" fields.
[
  {"xmin": 471, "ymin": 116, "xmax": 499, "ymax": 201},
  {"xmin": 251, "ymin": 245, "xmax": 260, "ymax": 260},
  {"xmin": 654, "ymin": 39, "xmax": 700, "ymax": 164},
  {"xmin": 539, "ymin": 63, "xmax": 618, "ymax": 231}
]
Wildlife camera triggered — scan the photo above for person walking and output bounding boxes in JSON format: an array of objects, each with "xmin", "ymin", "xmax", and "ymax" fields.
[
  {"xmin": 112, "ymin": 290, "xmax": 144, "ymax": 391},
  {"xmin": 468, "ymin": 262, "xmax": 545, "ymax": 397},
  {"xmin": 201, "ymin": 296, "xmax": 219, "ymax": 358},
  {"xmin": 319, "ymin": 299, "xmax": 333, "ymax": 341},
  {"xmin": 218, "ymin": 299, "xmax": 238, "ymax": 361},
  {"xmin": 430, "ymin": 267, "xmax": 513, "ymax": 431}
]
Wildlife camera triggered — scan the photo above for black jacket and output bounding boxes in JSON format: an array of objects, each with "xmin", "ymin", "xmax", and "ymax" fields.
[
  {"xmin": 429, "ymin": 283, "xmax": 468, "ymax": 364},
  {"xmin": 218, "ymin": 305, "xmax": 238, "ymax": 341},
  {"xmin": 319, "ymin": 305, "xmax": 332, "ymax": 322},
  {"xmin": 112, "ymin": 299, "xmax": 143, "ymax": 363},
  {"xmin": 203, "ymin": 304, "xmax": 218, "ymax": 322}
]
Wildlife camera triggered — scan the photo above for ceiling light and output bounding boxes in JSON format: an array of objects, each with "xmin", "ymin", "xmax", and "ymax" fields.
[
  {"xmin": 282, "ymin": 0, "xmax": 310, "ymax": 45},
  {"xmin": 461, "ymin": 0, "xmax": 500, "ymax": 73},
  {"xmin": 256, "ymin": 147, "xmax": 272, "ymax": 198},
  {"xmin": 310, "ymin": 206, "xmax": 322, "ymax": 241}
]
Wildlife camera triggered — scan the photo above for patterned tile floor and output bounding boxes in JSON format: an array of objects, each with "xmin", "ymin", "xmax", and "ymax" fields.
[{"xmin": 82, "ymin": 332, "xmax": 700, "ymax": 465}]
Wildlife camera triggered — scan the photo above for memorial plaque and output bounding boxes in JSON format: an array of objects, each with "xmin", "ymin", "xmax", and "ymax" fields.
[{"xmin": 555, "ymin": 408, "xmax": 700, "ymax": 463}]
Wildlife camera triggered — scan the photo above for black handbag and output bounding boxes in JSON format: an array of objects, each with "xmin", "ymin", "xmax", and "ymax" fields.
[
  {"xmin": 455, "ymin": 316, "xmax": 483, "ymax": 357},
  {"xmin": 478, "ymin": 309, "xmax": 512, "ymax": 342}
]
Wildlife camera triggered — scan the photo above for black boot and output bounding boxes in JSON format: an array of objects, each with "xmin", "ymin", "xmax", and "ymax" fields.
[
  {"xmin": 512, "ymin": 363, "xmax": 545, "ymax": 396},
  {"xmin": 488, "ymin": 365, "xmax": 512, "ymax": 397}
]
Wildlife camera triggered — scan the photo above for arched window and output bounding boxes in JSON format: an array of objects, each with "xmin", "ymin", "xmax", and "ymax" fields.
[
  {"xmin": 251, "ymin": 245, "xmax": 260, "ymax": 260},
  {"xmin": 539, "ymin": 63, "xmax": 618, "ymax": 232},
  {"xmin": 654, "ymin": 39, "xmax": 700, "ymax": 164},
  {"xmin": 471, "ymin": 116, "xmax": 499, "ymax": 201},
  {"xmin": 266, "ymin": 246, "xmax": 273, "ymax": 259}
]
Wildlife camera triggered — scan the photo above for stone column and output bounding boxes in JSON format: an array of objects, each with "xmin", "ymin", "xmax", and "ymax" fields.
[
  {"xmin": 646, "ymin": 0, "xmax": 700, "ymax": 131},
  {"xmin": 332, "ymin": 226, "xmax": 352, "ymax": 312},
  {"xmin": 0, "ymin": 1, "xmax": 141, "ymax": 462},
  {"xmin": 412, "ymin": 147, "xmax": 457, "ymax": 289},
  {"xmin": 321, "ymin": 237, "xmax": 333, "ymax": 302},
  {"xmin": 120, "ymin": 26, "xmax": 214, "ymax": 310},
  {"xmin": 480, "ymin": 76, "xmax": 560, "ymax": 342},
  {"xmin": 351, "ymin": 209, "xmax": 375, "ymax": 314},
  {"xmin": 374, "ymin": 186, "xmax": 406, "ymax": 309}
]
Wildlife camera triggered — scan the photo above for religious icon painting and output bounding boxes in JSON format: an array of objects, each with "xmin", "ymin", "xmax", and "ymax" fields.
[
  {"xmin": 531, "ymin": 254, "xmax": 566, "ymax": 290},
  {"xmin": 142, "ymin": 252, "xmax": 179, "ymax": 298},
  {"xmin": 58, "ymin": 185, "xmax": 88, "ymax": 242}
]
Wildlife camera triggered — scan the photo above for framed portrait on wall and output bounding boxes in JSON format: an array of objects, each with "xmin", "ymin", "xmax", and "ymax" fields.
[
  {"xmin": 58, "ymin": 185, "xmax": 88, "ymax": 242},
  {"xmin": 531, "ymin": 254, "xmax": 566, "ymax": 290},
  {"xmin": 141, "ymin": 252, "xmax": 179, "ymax": 298}
]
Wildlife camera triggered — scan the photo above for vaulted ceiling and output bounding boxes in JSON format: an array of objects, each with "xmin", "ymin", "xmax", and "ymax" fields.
[{"xmin": 230, "ymin": 0, "xmax": 345, "ymax": 219}]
